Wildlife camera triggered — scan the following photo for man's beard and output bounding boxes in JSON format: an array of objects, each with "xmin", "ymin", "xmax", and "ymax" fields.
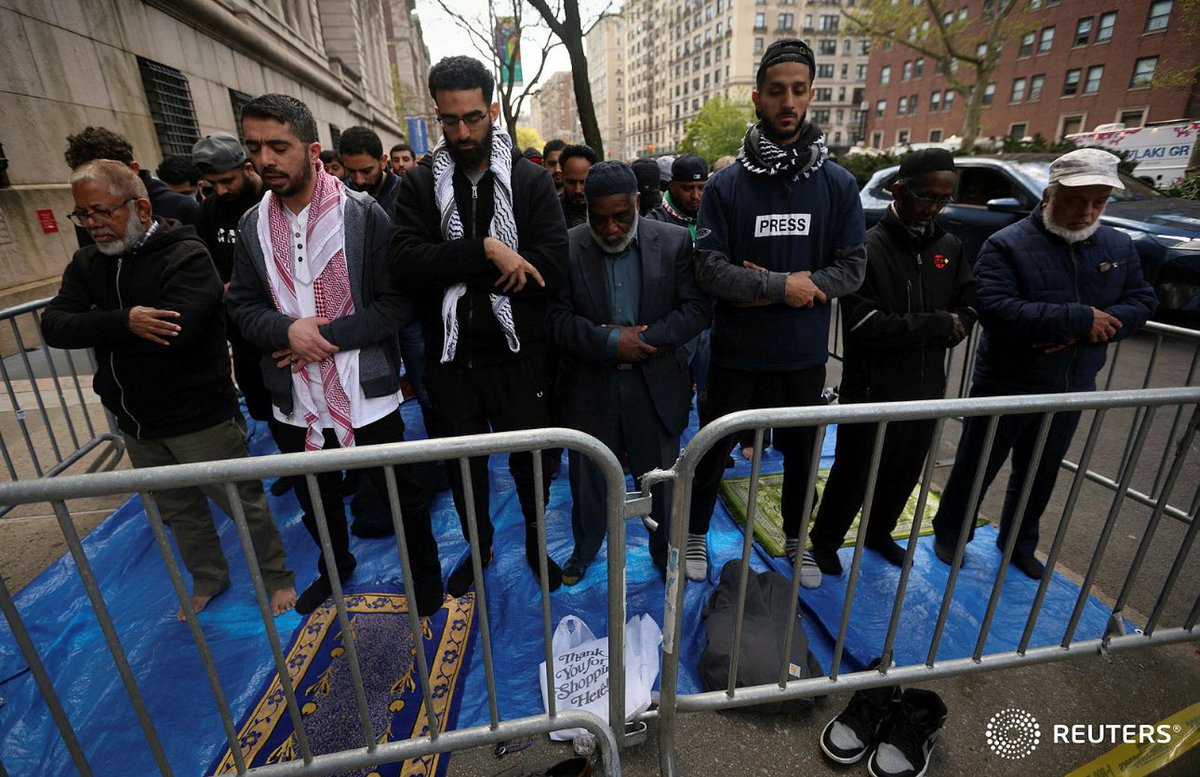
[
  {"xmin": 447, "ymin": 123, "xmax": 494, "ymax": 169},
  {"xmin": 1043, "ymin": 206, "xmax": 1102, "ymax": 244},
  {"xmin": 760, "ymin": 111, "xmax": 803, "ymax": 143},
  {"xmin": 94, "ymin": 215, "xmax": 149, "ymax": 257},
  {"xmin": 266, "ymin": 160, "xmax": 313, "ymax": 199},
  {"xmin": 590, "ymin": 212, "xmax": 639, "ymax": 255}
]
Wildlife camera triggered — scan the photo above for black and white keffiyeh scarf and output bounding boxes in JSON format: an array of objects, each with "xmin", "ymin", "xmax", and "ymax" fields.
[
  {"xmin": 432, "ymin": 129, "xmax": 521, "ymax": 364},
  {"xmin": 737, "ymin": 120, "xmax": 830, "ymax": 181}
]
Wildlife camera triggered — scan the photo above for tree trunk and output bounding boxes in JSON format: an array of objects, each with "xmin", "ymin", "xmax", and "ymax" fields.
[{"xmin": 565, "ymin": 38, "xmax": 604, "ymax": 157}]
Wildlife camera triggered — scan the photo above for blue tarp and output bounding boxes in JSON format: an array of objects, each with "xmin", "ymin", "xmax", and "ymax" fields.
[{"xmin": 0, "ymin": 405, "xmax": 1120, "ymax": 775}]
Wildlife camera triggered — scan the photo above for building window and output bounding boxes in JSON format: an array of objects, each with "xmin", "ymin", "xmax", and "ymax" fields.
[
  {"xmin": 1119, "ymin": 108, "xmax": 1147, "ymax": 127},
  {"xmin": 1063, "ymin": 68, "xmax": 1081, "ymax": 96},
  {"xmin": 819, "ymin": 39, "xmax": 837, "ymax": 55},
  {"xmin": 982, "ymin": 82, "xmax": 995, "ymax": 105},
  {"xmin": 909, "ymin": 93, "xmax": 920, "ymax": 112},
  {"xmin": 1010, "ymin": 77, "xmax": 1027, "ymax": 102},
  {"xmin": 1096, "ymin": 12, "xmax": 1116, "ymax": 42},
  {"xmin": 755, "ymin": 37, "xmax": 764, "ymax": 53},
  {"xmin": 1130, "ymin": 56, "xmax": 1157, "ymax": 87},
  {"xmin": 943, "ymin": 89, "xmax": 955, "ymax": 111},
  {"xmin": 1083, "ymin": 65, "xmax": 1103, "ymax": 94},
  {"xmin": 1038, "ymin": 26, "xmax": 1054, "ymax": 53},
  {"xmin": 875, "ymin": 99, "xmax": 886, "ymax": 117},
  {"xmin": 1060, "ymin": 114, "xmax": 1084, "ymax": 139},
  {"xmin": 898, "ymin": 96, "xmax": 908, "ymax": 114},
  {"xmin": 1019, "ymin": 31, "xmax": 1035, "ymax": 57},
  {"xmin": 930, "ymin": 91, "xmax": 941, "ymax": 111},
  {"xmin": 1009, "ymin": 123, "xmax": 1028, "ymax": 140},
  {"xmin": 880, "ymin": 65, "xmax": 891, "ymax": 85},
  {"xmin": 859, "ymin": 39, "xmax": 870, "ymax": 55},
  {"xmin": 1074, "ymin": 17, "xmax": 1092, "ymax": 46},
  {"xmin": 914, "ymin": 58, "xmax": 925, "ymax": 78},
  {"xmin": 871, "ymin": 130, "xmax": 883, "ymax": 148},
  {"xmin": 754, "ymin": 12, "xmax": 765, "ymax": 30},
  {"xmin": 777, "ymin": 12, "xmax": 794, "ymax": 30},
  {"xmin": 819, "ymin": 14, "xmax": 839, "ymax": 32},
  {"xmin": 330, "ymin": 124, "xmax": 341, "ymax": 151},
  {"xmin": 229, "ymin": 89, "xmax": 253, "ymax": 142},
  {"xmin": 1029, "ymin": 74, "xmax": 1045, "ymax": 100},
  {"xmin": 136, "ymin": 57, "xmax": 200, "ymax": 158},
  {"xmin": 843, "ymin": 39, "xmax": 851, "ymax": 55},
  {"xmin": 897, "ymin": 129, "xmax": 910, "ymax": 144},
  {"xmin": 817, "ymin": 63, "xmax": 835, "ymax": 79},
  {"xmin": 856, "ymin": 64, "xmax": 868, "ymax": 81},
  {"xmin": 813, "ymin": 109, "xmax": 831, "ymax": 124},
  {"xmin": 902, "ymin": 60, "xmax": 912, "ymax": 80},
  {"xmin": 1145, "ymin": 1, "xmax": 1172, "ymax": 32},
  {"xmin": 814, "ymin": 87, "xmax": 833, "ymax": 101}
]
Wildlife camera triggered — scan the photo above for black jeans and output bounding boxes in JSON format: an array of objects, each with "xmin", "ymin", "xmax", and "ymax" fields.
[
  {"xmin": 688, "ymin": 363, "xmax": 826, "ymax": 539},
  {"xmin": 272, "ymin": 411, "xmax": 440, "ymax": 581}
]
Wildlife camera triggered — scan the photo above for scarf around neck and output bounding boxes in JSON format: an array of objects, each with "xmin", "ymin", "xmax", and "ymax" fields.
[
  {"xmin": 431, "ymin": 129, "xmax": 521, "ymax": 364},
  {"xmin": 258, "ymin": 160, "xmax": 356, "ymax": 451},
  {"xmin": 737, "ymin": 120, "xmax": 829, "ymax": 181}
]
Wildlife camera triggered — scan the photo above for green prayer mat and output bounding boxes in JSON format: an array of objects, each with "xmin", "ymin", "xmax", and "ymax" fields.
[{"xmin": 718, "ymin": 471, "xmax": 956, "ymax": 557}]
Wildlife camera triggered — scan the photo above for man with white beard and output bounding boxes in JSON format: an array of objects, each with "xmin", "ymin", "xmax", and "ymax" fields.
[
  {"xmin": 931, "ymin": 148, "xmax": 1156, "ymax": 579},
  {"xmin": 41, "ymin": 159, "xmax": 297, "ymax": 619}
]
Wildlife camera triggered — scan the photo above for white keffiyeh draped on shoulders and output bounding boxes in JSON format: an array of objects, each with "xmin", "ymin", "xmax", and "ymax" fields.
[{"xmin": 431, "ymin": 129, "xmax": 522, "ymax": 363}]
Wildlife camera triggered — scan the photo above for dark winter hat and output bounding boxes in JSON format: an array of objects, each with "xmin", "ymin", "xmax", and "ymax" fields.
[
  {"xmin": 630, "ymin": 158, "xmax": 660, "ymax": 189},
  {"xmin": 756, "ymin": 39, "xmax": 817, "ymax": 88},
  {"xmin": 523, "ymin": 146, "xmax": 544, "ymax": 164},
  {"xmin": 897, "ymin": 148, "xmax": 957, "ymax": 181},
  {"xmin": 672, "ymin": 154, "xmax": 708, "ymax": 182},
  {"xmin": 192, "ymin": 133, "xmax": 247, "ymax": 174},
  {"xmin": 584, "ymin": 161, "xmax": 638, "ymax": 199}
]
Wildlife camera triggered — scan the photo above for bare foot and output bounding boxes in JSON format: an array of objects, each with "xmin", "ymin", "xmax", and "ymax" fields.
[
  {"xmin": 177, "ymin": 593, "xmax": 215, "ymax": 621},
  {"xmin": 741, "ymin": 447, "xmax": 756, "ymax": 461},
  {"xmin": 271, "ymin": 586, "xmax": 298, "ymax": 616}
]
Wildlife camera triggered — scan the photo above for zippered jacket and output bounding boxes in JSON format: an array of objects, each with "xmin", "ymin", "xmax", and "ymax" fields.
[
  {"xmin": 41, "ymin": 218, "xmax": 237, "ymax": 438},
  {"xmin": 972, "ymin": 207, "xmax": 1157, "ymax": 394},
  {"xmin": 839, "ymin": 208, "xmax": 977, "ymax": 402},
  {"xmin": 390, "ymin": 149, "xmax": 567, "ymax": 368}
]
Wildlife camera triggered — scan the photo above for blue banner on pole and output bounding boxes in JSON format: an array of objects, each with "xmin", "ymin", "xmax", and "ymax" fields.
[{"xmin": 406, "ymin": 117, "xmax": 430, "ymax": 155}]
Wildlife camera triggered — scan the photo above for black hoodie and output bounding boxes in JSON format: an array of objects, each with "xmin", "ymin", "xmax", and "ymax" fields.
[{"xmin": 42, "ymin": 218, "xmax": 238, "ymax": 438}]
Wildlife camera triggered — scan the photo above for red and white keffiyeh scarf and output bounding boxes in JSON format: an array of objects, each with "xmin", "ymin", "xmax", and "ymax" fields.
[{"xmin": 257, "ymin": 161, "xmax": 356, "ymax": 451}]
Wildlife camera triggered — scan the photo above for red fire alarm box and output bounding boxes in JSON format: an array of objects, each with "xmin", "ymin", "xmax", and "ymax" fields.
[{"xmin": 36, "ymin": 209, "xmax": 59, "ymax": 234}]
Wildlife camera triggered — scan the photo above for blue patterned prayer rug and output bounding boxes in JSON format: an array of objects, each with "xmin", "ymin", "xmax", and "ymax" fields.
[{"xmin": 210, "ymin": 591, "xmax": 476, "ymax": 776}]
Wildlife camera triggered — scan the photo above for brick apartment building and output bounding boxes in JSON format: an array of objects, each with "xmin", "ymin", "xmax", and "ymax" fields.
[{"xmin": 865, "ymin": 0, "xmax": 1200, "ymax": 150}]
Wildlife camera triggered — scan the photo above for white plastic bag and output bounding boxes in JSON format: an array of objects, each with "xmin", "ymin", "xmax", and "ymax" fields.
[{"xmin": 539, "ymin": 613, "xmax": 662, "ymax": 741}]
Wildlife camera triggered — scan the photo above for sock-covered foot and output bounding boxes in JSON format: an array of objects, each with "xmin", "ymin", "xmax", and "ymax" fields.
[
  {"xmin": 526, "ymin": 542, "xmax": 563, "ymax": 592},
  {"xmin": 685, "ymin": 533, "xmax": 709, "ymax": 582},
  {"xmin": 447, "ymin": 547, "xmax": 491, "ymax": 598},
  {"xmin": 295, "ymin": 575, "xmax": 332, "ymax": 615},
  {"xmin": 786, "ymin": 538, "xmax": 823, "ymax": 589},
  {"xmin": 865, "ymin": 537, "xmax": 907, "ymax": 567}
]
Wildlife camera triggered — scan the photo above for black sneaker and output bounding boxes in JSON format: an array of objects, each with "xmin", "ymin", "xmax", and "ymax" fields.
[
  {"xmin": 867, "ymin": 688, "xmax": 948, "ymax": 777},
  {"xmin": 819, "ymin": 659, "xmax": 901, "ymax": 764}
]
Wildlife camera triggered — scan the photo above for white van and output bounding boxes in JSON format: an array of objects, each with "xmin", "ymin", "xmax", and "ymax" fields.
[{"xmin": 1067, "ymin": 120, "xmax": 1199, "ymax": 188}]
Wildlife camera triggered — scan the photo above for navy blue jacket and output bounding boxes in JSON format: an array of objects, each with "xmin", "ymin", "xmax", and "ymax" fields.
[
  {"xmin": 694, "ymin": 158, "xmax": 866, "ymax": 371},
  {"xmin": 973, "ymin": 207, "xmax": 1157, "ymax": 394}
]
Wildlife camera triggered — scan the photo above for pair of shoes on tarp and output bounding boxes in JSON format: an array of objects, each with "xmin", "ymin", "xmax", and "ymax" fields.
[{"xmin": 820, "ymin": 658, "xmax": 949, "ymax": 777}]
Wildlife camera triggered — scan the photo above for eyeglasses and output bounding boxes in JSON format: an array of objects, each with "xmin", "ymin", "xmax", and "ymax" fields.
[
  {"xmin": 437, "ymin": 111, "xmax": 489, "ymax": 129},
  {"xmin": 903, "ymin": 186, "xmax": 954, "ymax": 209},
  {"xmin": 67, "ymin": 197, "xmax": 136, "ymax": 227}
]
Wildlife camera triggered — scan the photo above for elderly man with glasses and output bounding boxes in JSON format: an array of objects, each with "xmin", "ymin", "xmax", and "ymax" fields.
[
  {"xmin": 41, "ymin": 159, "xmax": 297, "ymax": 619},
  {"xmin": 805, "ymin": 148, "xmax": 977, "ymax": 587}
]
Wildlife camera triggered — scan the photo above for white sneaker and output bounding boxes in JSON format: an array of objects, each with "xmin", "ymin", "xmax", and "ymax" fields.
[{"xmin": 685, "ymin": 533, "xmax": 708, "ymax": 582}]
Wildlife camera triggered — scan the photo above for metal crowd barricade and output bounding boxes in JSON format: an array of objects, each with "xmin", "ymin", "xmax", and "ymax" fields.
[
  {"xmin": 654, "ymin": 387, "xmax": 1199, "ymax": 776},
  {"xmin": 0, "ymin": 427, "xmax": 638, "ymax": 776},
  {"xmin": 0, "ymin": 298, "xmax": 124, "ymax": 514}
]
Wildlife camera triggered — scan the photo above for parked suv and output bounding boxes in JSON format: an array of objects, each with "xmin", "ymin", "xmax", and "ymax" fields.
[{"xmin": 859, "ymin": 153, "xmax": 1200, "ymax": 320}]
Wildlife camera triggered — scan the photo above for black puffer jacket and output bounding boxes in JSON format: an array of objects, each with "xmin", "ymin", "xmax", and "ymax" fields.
[
  {"xmin": 42, "ymin": 218, "xmax": 237, "ymax": 438},
  {"xmin": 838, "ymin": 208, "xmax": 977, "ymax": 402},
  {"xmin": 391, "ymin": 147, "xmax": 567, "ymax": 367}
]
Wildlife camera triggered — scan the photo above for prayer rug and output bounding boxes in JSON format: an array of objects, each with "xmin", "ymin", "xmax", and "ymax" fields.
[
  {"xmin": 718, "ymin": 472, "xmax": 970, "ymax": 557},
  {"xmin": 210, "ymin": 591, "xmax": 476, "ymax": 776}
]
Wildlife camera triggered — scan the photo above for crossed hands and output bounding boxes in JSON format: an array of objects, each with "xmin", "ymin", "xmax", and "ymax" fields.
[
  {"xmin": 603, "ymin": 324, "xmax": 658, "ymax": 363},
  {"xmin": 274, "ymin": 317, "xmax": 338, "ymax": 373},
  {"xmin": 485, "ymin": 237, "xmax": 544, "ymax": 293},
  {"xmin": 1035, "ymin": 308, "xmax": 1122, "ymax": 353},
  {"xmin": 740, "ymin": 261, "xmax": 828, "ymax": 308}
]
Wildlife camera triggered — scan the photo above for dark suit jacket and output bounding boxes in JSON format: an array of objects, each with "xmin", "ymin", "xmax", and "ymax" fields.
[{"xmin": 549, "ymin": 218, "xmax": 711, "ymax": 436}]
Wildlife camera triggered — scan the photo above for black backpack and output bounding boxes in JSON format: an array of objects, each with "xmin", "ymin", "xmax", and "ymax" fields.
[{"xmin": 698, "ymin": 559, "xmax": 825, "ymax": 714}]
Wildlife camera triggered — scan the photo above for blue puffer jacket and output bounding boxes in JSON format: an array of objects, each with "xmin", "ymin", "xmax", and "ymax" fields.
[{"xmin": 973, "ymin": 207, "xmax": 1157, "ymax": 394}]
